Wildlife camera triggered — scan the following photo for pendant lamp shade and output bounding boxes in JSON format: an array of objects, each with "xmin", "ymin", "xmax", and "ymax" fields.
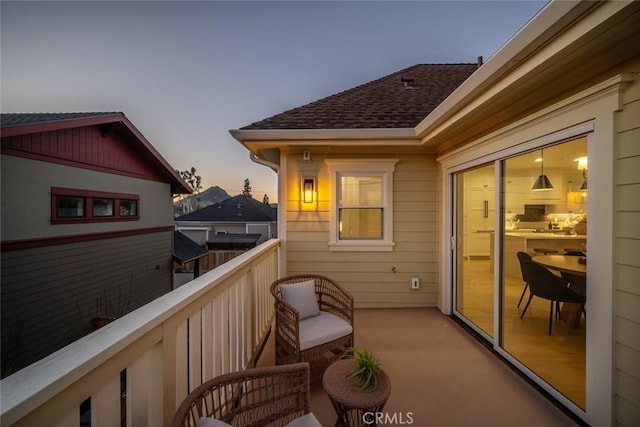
[
  {"xmin": 532, "ymin": 174, "xmax": 554, "ymax": 191},
  {"xmin": 532, "ymin": 149, "xmax": 554, "ymax": 191},
  {"xmin": 577, "ymin": 157, "xmax": 588, "ymax": 191},
  {"xmin": 580, "ymin": 177, "xmax": 587, "ymax": 191}
]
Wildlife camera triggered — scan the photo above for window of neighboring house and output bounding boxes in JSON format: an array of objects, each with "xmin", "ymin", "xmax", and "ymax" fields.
[
  {"xmin": 92, "ymin": 198, "xmax": 114, "ymax": 217},
  {"xmin": 51, "ymin": 187, "xmax": 140, "ymax": 223},
  {"xmin": 119, "ymin": 200, "xmax": 138, "ymax": 217},
  {"xmin": 56, "ymin": 196, "xmax": 85, "ymax": 218},
  {"xmin": 326, "ymin": 159, "xmax": 398, "ymax": 251}
]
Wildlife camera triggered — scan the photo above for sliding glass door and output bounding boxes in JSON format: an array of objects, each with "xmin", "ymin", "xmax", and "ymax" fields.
[
  {"xmin": 454, "ymin": 164, "xmax": 495, "ymax": 338},
  {"xmin": 500, "ymin": 138, "xmax": 587, "ymax": 409},
  {"xmin": 453, "ymin": 137, "xmax": 587, "ymax": 411}
]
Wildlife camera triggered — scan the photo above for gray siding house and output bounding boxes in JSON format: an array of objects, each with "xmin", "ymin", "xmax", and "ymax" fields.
[
  {"xmin": 174, "ymin": 194, "xmax": 277, "ymax": 246},
  {"xmin": 0, "ymin": 112, "xmax": 190, "ymax": 377}
]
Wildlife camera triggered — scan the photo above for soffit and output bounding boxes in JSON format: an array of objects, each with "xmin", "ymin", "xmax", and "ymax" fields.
[{"xmin": 422, "ymin": 1, "xmax": 640, "ymax": 155}]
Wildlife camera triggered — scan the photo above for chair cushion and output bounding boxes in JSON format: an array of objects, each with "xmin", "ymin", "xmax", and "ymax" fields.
[
  {"xmin": 299, "ymin": 311, "xmax": 353, "ymax": 351},
  {"xmin": 285, "ymin": 413, "xmax": 323, "ymax": 427},
  {"xmin": 198, "ymin": 417, "xmax": 232, "ymax": 427},
  {"xmin": 280, "ymin": 280, "xmax": 320, "ymax": 320}
]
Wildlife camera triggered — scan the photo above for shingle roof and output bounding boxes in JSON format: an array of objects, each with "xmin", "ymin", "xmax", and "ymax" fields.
[
  {"xmin": 173, "ymin": 231, "xmax": 209, "ymax": 264},
  {"xmin": 240, "ymin": 64, "xmax": 478, "ymax": 130},
  {"xmin": 1, "ymin": 112, "xmax": 121, "ymax": 127},
  {"xmin": 175, "ymin": 195, "xmax": 277, "ymax": 222}
]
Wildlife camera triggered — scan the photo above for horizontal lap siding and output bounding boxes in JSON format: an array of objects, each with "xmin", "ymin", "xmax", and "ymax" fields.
[
  {"xmin": 1, "ymin": 231, "xmax": 172, "ymax": 377},
  {"xmin": 615, "ymin": 77, "xmax": 640, "ymax": 425},
  {"xmin": 286, "ymin": 153, "xmax": 439, "ymax": 308}
]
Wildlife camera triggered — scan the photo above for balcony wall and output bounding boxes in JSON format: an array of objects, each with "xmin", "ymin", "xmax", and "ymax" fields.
[{"xmin": 0, "ymin": 239, "xmax": 280, "ymax": 427}]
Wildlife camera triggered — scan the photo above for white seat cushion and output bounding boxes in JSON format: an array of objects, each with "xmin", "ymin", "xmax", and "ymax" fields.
[
  {"xmin": 299, "ymin": 311, "xmax": 353, "ymax": 351},
  {"xmin": 285, "ymin": 413, "xmax": 322, "ymax": 427},
  {"xmin": 198, "ymin": 417, "xmax": 232, "ymax": 427},
  {"xmin": 280, "ymin": 280, "xmax": 320, "ymax": 320}
]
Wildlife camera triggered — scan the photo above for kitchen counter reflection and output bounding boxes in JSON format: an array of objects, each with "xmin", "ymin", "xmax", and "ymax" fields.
[
  {"xmin": 490, "ymin": 231, "xmax": 586, "ymax": 278},
  {"xmin": 505, "ymin": 231, "xmax": 586, "ymax": 239}
]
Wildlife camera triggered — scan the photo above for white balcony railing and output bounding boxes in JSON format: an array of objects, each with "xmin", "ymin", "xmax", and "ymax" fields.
[{"xmin": 1, "ymin": 239, "xmax": 280, "ymax": 427}]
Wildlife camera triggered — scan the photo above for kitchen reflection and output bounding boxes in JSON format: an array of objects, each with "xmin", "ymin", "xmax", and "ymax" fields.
[{"xmin": 455, "ymin": 136, "xmax": 587, "ymax": 410}]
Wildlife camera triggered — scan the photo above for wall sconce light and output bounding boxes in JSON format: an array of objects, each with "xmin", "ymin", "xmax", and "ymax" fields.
[
  {"xmin": 576, "ymin": 156, "xmax": 588, "ymax": 191},
  {"xmin": 532, "ymin": 149, "xmax": 554, "ymax": 191},
  {"xmin": 303, "ymin": 177, "xmax": 315, "ymax": 203}
]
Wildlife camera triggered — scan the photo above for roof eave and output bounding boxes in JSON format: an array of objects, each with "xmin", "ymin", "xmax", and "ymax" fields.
[
  {"xmin": 0, "ymin": 113, "xmax": 127, "ymax": 137},
  {"xmin": 2, "ymin": 112, "xmax": 192, "ymax": 194},
  {"xmin": 415, "ymin": 0, "xmax": 601, "ymax": 146},
  {"xmin": 117, "ymin": 116, "xmax": 192, "ymax": 195},
  {"xmin": 230, "ymin": 128, "xmax": 420, "ymax": 155}
]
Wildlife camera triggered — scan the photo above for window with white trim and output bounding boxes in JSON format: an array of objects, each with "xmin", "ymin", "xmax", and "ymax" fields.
[{"xmin": 327, "ymin": 159, "xmax": 398, "ymax": 251}]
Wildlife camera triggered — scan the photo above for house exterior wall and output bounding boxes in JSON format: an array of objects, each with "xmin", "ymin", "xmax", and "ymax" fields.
[
  {"xmin": 614, "ymin": 74, "xmax": 640, "ymax": 425},
  {"xmin": 1, "ymin": 231, "xmax": 172, "ymax": 377},
  {"xmin": 438, "ymin": 56, "xmax": 640, "ymax": 424},
  {"xmin": 1, "ymin": 155, "xmax": 173, "ymax": 242},
  {"xmin": 1, "ymin": 150, "xmax": 177, "ymax": 377},
  {"xmin": 283, "ymin": 151, "xmax": 439, "ymax": 308}
]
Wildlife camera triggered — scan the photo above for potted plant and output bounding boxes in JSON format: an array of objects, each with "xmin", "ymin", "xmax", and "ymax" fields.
[{"xmin": 341, "ymin": 347, "xmax": 382, "ymax": 392}]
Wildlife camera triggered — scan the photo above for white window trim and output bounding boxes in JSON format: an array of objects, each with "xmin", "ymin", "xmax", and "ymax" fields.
[{"xmin": 326, "ymin": 159, "xmax": 398, "ymax": 251}]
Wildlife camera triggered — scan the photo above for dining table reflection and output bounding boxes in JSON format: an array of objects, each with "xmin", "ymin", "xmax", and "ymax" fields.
[{"xmin": 532, "ymin": 254, "xmax": 586, "ymax": 327}]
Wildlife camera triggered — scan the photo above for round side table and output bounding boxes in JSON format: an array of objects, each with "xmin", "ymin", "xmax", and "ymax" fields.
[{"xmin": 322, "ymin": 359, "xmax": 391, "ymax": 427}]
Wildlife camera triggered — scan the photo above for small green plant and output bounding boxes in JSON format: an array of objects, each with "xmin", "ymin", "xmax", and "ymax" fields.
[{"xmin": 341, "ymin": 347, "xmax": 382, "ymax": 392}]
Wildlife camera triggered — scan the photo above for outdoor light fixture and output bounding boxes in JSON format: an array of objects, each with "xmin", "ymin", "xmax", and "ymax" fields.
[
  {"xmin": 576, "ymin": 156, "xmax": 588, "ymax": 191},
  {"xmin": 303, "ymin": 178, "xmax": 315, "ymax": 203},
  {"xmin": 531, "ymin": 149, "xmax": 554, "ymax": 191}
]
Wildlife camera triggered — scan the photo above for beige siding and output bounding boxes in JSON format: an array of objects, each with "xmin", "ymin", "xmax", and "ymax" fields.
[
  {"xmin": 615, "ymin": 77, "xmax": 640, "ymax": 425},
  {"xmin": 285, "ymin": 152, "xmax": 439, "ymax": 308}
]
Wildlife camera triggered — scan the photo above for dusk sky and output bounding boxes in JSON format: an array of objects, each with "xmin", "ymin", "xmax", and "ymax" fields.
[{"xmin": 1, "ymin": 1, "xmax": 546, "ymax": 202}]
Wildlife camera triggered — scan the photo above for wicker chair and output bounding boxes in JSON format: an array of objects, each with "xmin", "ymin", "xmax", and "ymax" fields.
[
  {"xmin": 270, "ymin": 274, "xmax": 354, "ymax": 385},
  {"xmin": 171, "ymin": 362, "xmax": 319, "ymax": 427}
]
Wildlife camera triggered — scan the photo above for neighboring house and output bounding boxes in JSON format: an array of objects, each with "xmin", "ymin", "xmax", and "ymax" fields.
[
  {"xmin": 0, "ymin": 112, "xmax": 190, "ymax": 377},
  {"xmin": 231, "ymin": 1, "xmax": 640, "ymax": 425},
  {"xmin": 174, "ymin": 194, "xmax": 277, "ymax": 246}
]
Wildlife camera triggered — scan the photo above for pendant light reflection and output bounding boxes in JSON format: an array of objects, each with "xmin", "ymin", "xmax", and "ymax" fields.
[
  {"xmin": 531, "ymin": 149, "xmax": 554, "ymax": 191},
  {"xmin": 577, "ymin": 156, "xmax": 588, "ymax": 192}
]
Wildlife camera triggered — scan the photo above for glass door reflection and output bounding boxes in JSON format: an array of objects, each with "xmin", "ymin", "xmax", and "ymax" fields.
[
  {"xmin": 500, "ymin": 138, "xmax": 587, "ymax": 409},
  {"xmin": 455, "ymin": 164, "xmax": 495, "ymax": 338}
]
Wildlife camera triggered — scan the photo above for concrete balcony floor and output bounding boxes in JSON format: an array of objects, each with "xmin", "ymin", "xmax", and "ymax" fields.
[{"xmin": 258, "ymin": 308, "xmax": 578, "ymax": 426}]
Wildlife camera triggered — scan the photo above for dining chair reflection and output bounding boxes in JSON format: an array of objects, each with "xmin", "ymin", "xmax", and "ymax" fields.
[{"xmin": 518, "ymin": 252, "xmax": 586, "ymax": 335}]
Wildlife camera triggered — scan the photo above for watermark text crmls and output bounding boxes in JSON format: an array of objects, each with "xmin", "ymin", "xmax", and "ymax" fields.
[{"xmin": 363, "ymin": 411, "xmax": 414, "ymax": 425}]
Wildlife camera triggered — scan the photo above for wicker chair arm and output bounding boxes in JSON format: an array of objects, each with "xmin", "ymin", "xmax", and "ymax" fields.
[
  {"xmin": 273, "ymin": 297, "xmax": 301, "ymax": 357},
  {"xmin": 316, "ymin": 276, "xmax": 354, "ymax": 325},
  {"xmin": 171, "ymin": 363, "xmax": 312, "ymax": 427}
]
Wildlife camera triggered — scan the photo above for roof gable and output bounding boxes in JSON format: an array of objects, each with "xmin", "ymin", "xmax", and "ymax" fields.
[
  {"xmin": 175, "ymin": 195, "xmax": 277, "ymax": 222},
  {"xmin": 241, "ymin": 64, "xmax": 478, "ymax": 130},
  {"xmin": 1, "ymin": 112, "xmax": 190, "ymax": 194}
]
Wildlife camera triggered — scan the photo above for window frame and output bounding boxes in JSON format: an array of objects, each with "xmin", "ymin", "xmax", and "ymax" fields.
[
  {"xmin": 326, "ymin": 159, "xmax": 398, "ymax": 252},
  {"xmin": 51, "ymin": 187, "xmax": 140, "ymax": 224}
]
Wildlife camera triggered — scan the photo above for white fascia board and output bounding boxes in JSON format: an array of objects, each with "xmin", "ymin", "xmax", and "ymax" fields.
[
  {"xmin": 414, "ymin": 0, "xmax": 598, "ymax": 140},
  {"xmin": 229, "ymin": 128, "xmax": 418, "ymax": 145}
]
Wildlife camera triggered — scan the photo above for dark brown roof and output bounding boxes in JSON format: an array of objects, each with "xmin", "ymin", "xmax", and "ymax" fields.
[
  {"xmin": 241, "ymin": 64, "xmax": 478, "ymax": 130},
  {"xmin": 0, "ymin": 112, "xmax": 120, "ymax": 128}
]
